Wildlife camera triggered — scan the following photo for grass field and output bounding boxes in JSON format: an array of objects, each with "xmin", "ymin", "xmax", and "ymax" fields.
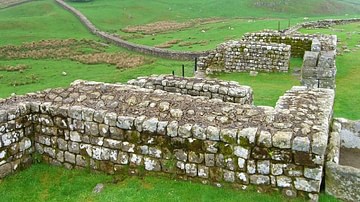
[
  {"xmin": 67, "ymin": 0, "xmax": 360, "ymax": 51},
  {"xmin": 0, "ymin": 163, "xmax": 340, "ymax": 202}
]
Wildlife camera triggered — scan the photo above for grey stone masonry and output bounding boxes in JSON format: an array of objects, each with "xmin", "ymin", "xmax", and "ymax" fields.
[
  {"xmin": 301, "ymin": 49, "xmax": 337, "ymax": 89},
  {"xmin": 242, "ymin": 30, "xmax": 337, "ymax": 57},
  {"xmin": 326, "ymin": 119, "xmax": 360, "ymax": 202},
  {"xmin": 0, "ymin": 80, "xmax": 334, "ymax": 201},
  {"xmin": 197, "ymin": 40, "xmax": 291, "ymax": 74},
  {"xmin": 127, "ymin": 75, "xmax": 253, "ymax": 104}
]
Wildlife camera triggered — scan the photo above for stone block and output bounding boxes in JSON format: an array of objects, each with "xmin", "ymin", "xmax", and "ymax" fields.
[
  {"xmin": 238, "ymin": 127, "xmax": 257, "ymax": 144},
  {"xmin": 198, "ymin": 165, "xmax": 209, "ymax": 178},
  {"xmin": 142, "ymin": 118, "xmax": 158, "ymax": 133},
  {"xmin": 224, "ymin": 170, "xmax": 235, "ymax": 182},
  {"xmin": 294, "ymin": 177, "xmax": 321, "ymax": 192},
  {"xmin": 0, "ymin": 163, "xmax": 12, "ymax": 178},
  {"xmin": 257, "ymin": 160, "xmax": 270, "ymax": 174},
  {"xmin": 234, "ymin": 146, "xmax": 249, "ymax": 159},
  {"xmin": 178, "ymin": 124, "xmax": 192, "ymax": 138},
  {"xmin": 277, "ymin": 176, "xmax": 292, "ymax": 188},
  {"xmin": 303, "ymin": 51, "xmax": 319, "ymax": 67},
  {"xmin": 64, "ymin": 151, "xmax": 76, "ymax": 164},
  {"xmin": 250, "ymin": 175, "xmax": 270, "ymax": 185},
  {"xmin": 292, "ymin": 136, "xmax": 310, "ymax": 152},
  {"xmin": 257, "ymin": 130, "xmax": 272, "ymax": 148},
  {"xmin": 117, "ymin": 116, "xmax": 135, "ymax": 130},
  {"xmin": 236, "ymin": 172, "xmax": 249, "ymax": 184},
  {"xmin": 205, "ymin": 153, "xmax": 215, "ymax": 166},
  {"xmin": 220, "ymin": 128, "xmax": 237, "ymax": 143},
  {"xmin": 192, "ymin": 124, "xmax": 206, "ymax": 140},
  {"xmin": 318, "ymin": 51, "xmax": 335, "ymax": 68},
  {"xmin": 167, "ymin": 121, "xmax": 178, "ymax": 137},
  {"xmin": 273, "ymin": 131, "xmax": 292, "ymax": 149},
  {"xmin": 144, "ymin": 157, "xmax": 161, "ymax": 171},
  {"xmin": 206, "ymin": 126, "xmax": 220, "ymax": 141},
  {"xmin": 304, "ymin": 166, "xmax": 322, "ymax": 180},
  {"xmin": 185, "ymin": 163, "xmax": 197, "ymax": 177}
]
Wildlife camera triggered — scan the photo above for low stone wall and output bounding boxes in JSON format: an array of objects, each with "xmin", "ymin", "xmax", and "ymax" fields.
[
  {"xmin": 242, "ymin": 31, "xmax": 336, "ymax": 58},
  {"xmin": 0, "ymin": 79, "xmax": 335, "ymax": 201},
  {"xmin": 0, "ymin": 104, "xmax": 34, "ymax": 178},
  {"xmin": 127, "ymin": 75, "xmax": 253, "ymax": 104},
  {"xmin": 335, "ymin": 118, "xmax": 360, "ymax": 149},
  {"xmin": 55, "ymin": 0, "xmax": 207, "ymax": 60},
  {"xmin": 325, "ymin": 119, "xmax": 360, "ymax": 202},
  {"xmin": 284, "ymin": 18, "xmax": 360, "ymax": 34},
  {"xmin": 197, "ymin": 41, "xmax": 291, "ymax": 74}
]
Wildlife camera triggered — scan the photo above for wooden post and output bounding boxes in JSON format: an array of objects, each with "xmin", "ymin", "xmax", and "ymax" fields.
[
  {"xmin": 182, "ymin": 64, "xmax": 185, "ymax": 77},
  {"xmin": 194, "ymin": 57, "xmax": 198, "ymax": 72}
]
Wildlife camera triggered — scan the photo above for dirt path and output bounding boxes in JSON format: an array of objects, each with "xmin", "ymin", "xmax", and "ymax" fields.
[{"xmin": 340, "ymin": 147, "xmax": 360, "ymax": 169}]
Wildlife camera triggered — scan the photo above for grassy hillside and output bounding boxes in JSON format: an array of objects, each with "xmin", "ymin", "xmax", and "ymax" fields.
[
  {"xmin": 0, "ymin": 0, "xmax": 100, "ymax": 45},
  {"xmin": 0, "ymin": 0, "xmax": 193, "ymax": 98},
  {"xmin": 67, "ymin": 0, "xmax": 360, "ymax": 51},
  {"xmin": 68, "ymin": 0, "xmax": 360, "ymax": 29}
]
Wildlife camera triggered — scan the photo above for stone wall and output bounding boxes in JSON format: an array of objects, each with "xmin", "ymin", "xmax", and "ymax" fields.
[
  {"xmin": 55, "ymin": 0, "xmax": 207, "ymax": 60},
  {"xmin": 197, "ymin": 41, "xmax": 291, "ymax": 74},
  {"xmin": 127, "ymin": 75, "xmax": 253, "ymax": 104},
  {"xmin": 242, "ymin": 31, "xmax": 336, "ymax": 58},
  {"xmin": 325, "ymin": 119, "xmax": 360, "ymax": 202},
  {"xmin": 284, "ymin": 18, "xmax": 360, "ymax": 35},
  {"xmin": 0, "ymin": 104, "xmax": 34, "ymax": 178},
  {"xmin": 0, "ymin": 79, "xmax": 335, "ymax": 201},
  {"xmin": 301, "ymin": 50, "xmax": 337, "ymax": 89}
]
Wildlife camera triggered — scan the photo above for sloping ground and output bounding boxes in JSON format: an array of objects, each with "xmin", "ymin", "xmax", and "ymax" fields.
[
  {"xmin": 0, "ymin": 0, "xmax": 30, "ymax": 9},
  {"xmin": 252, "ymin": 0, "xmax": 360, "ymax": 16},
  {"xmin": 67, "ymin": 0, "xmax": 360, "ymax": 31}
]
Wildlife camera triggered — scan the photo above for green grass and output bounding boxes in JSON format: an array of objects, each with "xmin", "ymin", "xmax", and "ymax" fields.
[
  {"xmin": 0, "ymin": 163, "xmax": 339, "ymax": 202},
  {"xmin": 211, "ymin": 58, "xmax": 302, "ymax": 106},
  {"xmin": 67, "ymin": 0, "xmax": 360, "ymax": 51},
  {"xmin": 0, "ymin": 58, "xmax": 193, "ymax": 98},
  {"xmin": 0, "ymin": 0, "xmax": 99, "ymax": 45}
]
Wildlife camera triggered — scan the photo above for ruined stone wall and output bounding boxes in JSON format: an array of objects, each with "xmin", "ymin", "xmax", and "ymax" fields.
[
  {"xmin": 325, "ymin": 119, "xmax": 360, "ymax": 202},
  {"xmin": 0, "ymin": 104, "xmax": 34, "ymax": 178},
  {"xmin": 301, "ymin": 50, "xmax": 337, "ymax": 89},
  {"xmin": 127, "ymin": 75, "xmax": 253, "ymax": 104},
  {"xmin": 0, "ymin": 80, "xmax": 335, "ymax": 201},
  {"xmin": 55, "ymin": 0, "xmax": 207, "ymax": 60},
  {"xmin": 198, "ymin": 41, "xmax": 291, "ymax": 74},
  {"xmin": 284, "ymin": 18, "xmax": 360, "ymax": 35},
  {"xmin": 242, "ymin": 31, "xmax": 336, "ymax": 58}
]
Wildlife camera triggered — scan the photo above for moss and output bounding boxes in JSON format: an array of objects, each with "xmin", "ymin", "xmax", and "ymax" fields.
[
  {"xmin": 31, "ymin": 151, "xmax": 43, "ymax": 164},
  {"xmin": 222, "ymin": 134, "xmax": 236, "ymax": 144},
  {"xmin": 126, "ymin": 130, "xmax": 141, "ymax": 143},
  {"xmin": 217, "ymin": 142, "xmax": 233, "ymax": 156},
  {"xmin": 185, "ymin": 139, "xmax": 204, "ymax": 153},
  {"xmin": 239, "ymin": 136, "xmax": 249, "ymax": 147}
]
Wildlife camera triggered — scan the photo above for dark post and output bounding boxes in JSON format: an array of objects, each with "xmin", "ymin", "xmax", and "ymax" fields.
[
  {"xmin": 288, "ymin": 19, "xmax": 291, "ymax": 28},
  {"xmin": 172, "ymin": 70, "xmax": 175, "ymax": 76},
  {"xmin": 194, "ymin": 57, "xmax": 198, "ymax": 72},
  {"xmin": 182, "ymin": 64, "xmax": 185, "ymax": 77},
  {"xmin": 278, "ymin": 21, "xmax": 280, "ymax": 31}
]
